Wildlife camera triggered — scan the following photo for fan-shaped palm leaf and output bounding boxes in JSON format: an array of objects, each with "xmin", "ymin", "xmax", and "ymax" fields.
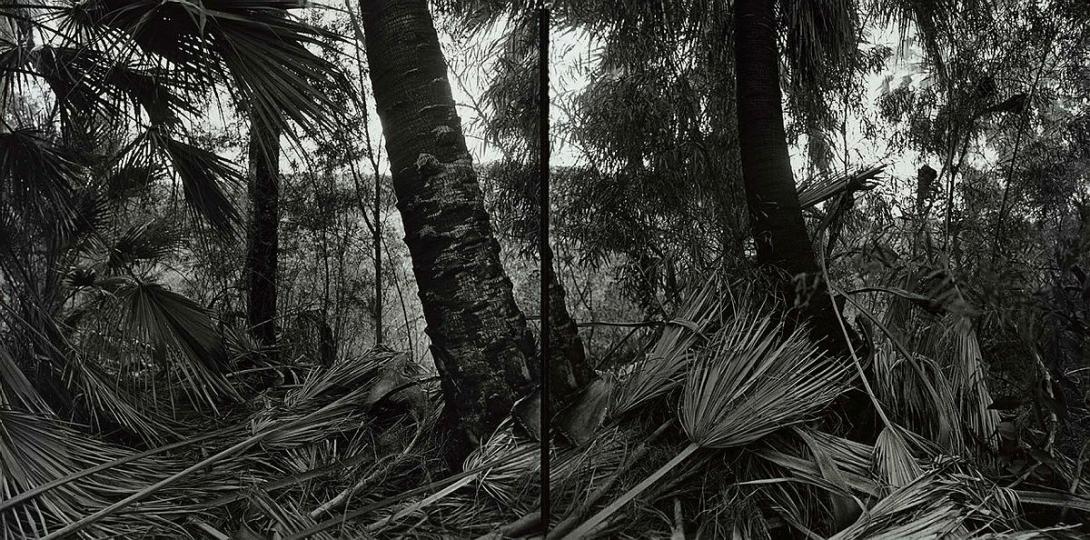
[
  {"xmin": 0, "ymin": 127, "xmax": 83, "ymax": 231},
  {"xmin": 106, "ymin": 218, "xmax": 183, "ymax": 269},
  {"xmin": 829, "ymin": 464, "xmax": 1024, "ymax": 540},
  {"xmin": 118, "ymin": 280, "xmax": 235, "ymax": 406},
  {"xmin": 68, "ymin": 0, "xmax": 349, "ymax": 135},
  {"xmin": 609, "ymin": 275, "xmax": 722, "ymax": 417},
  {"xmin": 568, "ymin": 298, "xmax": 852, "ymax": 538},
  {"xmin": 144, "ymin": 129, "xmax": 242, "ymax": 233},
  {"xmin": 680, "ymin": 308, "xmax": 852, "ymax": 448}
]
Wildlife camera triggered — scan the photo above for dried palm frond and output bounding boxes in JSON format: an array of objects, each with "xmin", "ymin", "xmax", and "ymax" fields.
[
  {"xmin": 943, "ymin": 316, "xmax": 1001, "ymax": 451},
  {"xmin": 609, "ymin": 275, "xmax": 723, "ymax": 417},
  {"xmin": 829, "ymin": 464, "xmax": 1026, "ymax": 540},
  {"xmin": 0, "ymin": 342, "xmax": 50, "ymax": 413},
  {"xmin": 463, "ymin": 421, "xmax": 539, "ymax": 508},
  {"xmin": 873, "ymin": 425, "xmax": 927, "ymax": 490},
  {"xmin": 459, "ymin": 420, "xmax": 626, "ymax": 515},
  {"xmin": 754, "ymin": 427, "xmax": 879, "ymax": 500},
  {"xmin": 694, "ymin": 486, "xmax": 773, "ymax": 540},
  {"xmin": 287, "ymin": 348, "xmax": 393, "ymax": 407},
  {"xmin": 568, "ymin": 297, "xmax": 851, "ymax": 538},
  {"xmin": 0, "ymin": 409, "xmax": 217, "ymax": 539},
  {"xmin": 241, "ymin": 489, "xmax": 340, "ymax": 540},
  {"xmin": 872, "ymin": 342, "xmax": 965, "ymax": 454},
  {"xmin": 798, "ymin": 164, "xmax": 885, "ymax": 209},
  {"xmin": 680, "ymin": 308, "xmax": 852, "ymax": 448},
  {"xmin": 549, "ymin": 426, "xmax": 629, "ymax": 518}
]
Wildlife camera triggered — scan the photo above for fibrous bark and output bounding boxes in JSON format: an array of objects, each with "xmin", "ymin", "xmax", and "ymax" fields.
[{"xmin": 245, "ymin": 108, "xmax": 280, "ymax": 359}]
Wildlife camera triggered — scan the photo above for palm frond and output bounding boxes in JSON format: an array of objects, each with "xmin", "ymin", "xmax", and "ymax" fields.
[
  {"xmin": 943, "ymin": 316, "xmax": 1000, "ymax": 451},
  {"xmin": 0, "ymin": 127, "xmax": 83, "ymax": 231},
  {"xmin": 680, "ymin": 302, "xmax": 851, "ymax": 448},
  {"xmin": 571, "ymin": 293, "xmax": 853, "ymax": 538},
  {"xmin": 107, "ymin": 218, "xmax": 184, "ymax": 269},
  {"xmin": 145, "ymin": 129, "xmax": 242, "ymax": 234},
  {"xmin": 62, "ymin": 352, "xmax": 180, "ymax": 444},
  {"xmin": 873, "ymin": 425, "xmax": 925, "ymax": 489},
  {"xmin": 872, "ymin": 343, "xmax": 965, "ymax": 454},
  {"xmin": 75, "ymin": 1, "xmax": 349, "ymax": 136},
  {"xmin": 829, "ymin": 463, "xmax": 1024, "ymax": 540},
  {"xmin": 0, "ymin": 341, "xmax": 50, "ymax": 413},
  {"xmin": 103, "ymin": 161, "xmax": 163, "ymax": 200},
  {"xmin": 0, "ymin": 410, "xmax": 196, "ymax": 538},
  {"xmin": 118, "ymin": 279, "xmax": 235, "ymax": 406},
  {"xmin": 610, "ymin": 275, "xmax": 721, "ymax": 417}
]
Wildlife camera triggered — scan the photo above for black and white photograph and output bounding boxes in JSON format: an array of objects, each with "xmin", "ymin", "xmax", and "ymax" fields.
[{"xmin": 1, "ymin": 0, "xmax": 1089, "ymax": 538}]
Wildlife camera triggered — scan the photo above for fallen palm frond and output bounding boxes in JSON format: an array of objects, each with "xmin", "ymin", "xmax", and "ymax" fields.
[
  {"xmin": 609, "ymin": 275, "xmax": 723, "ymax": 417},
  {"xmin": 680, "ymin": 309, "xmax": 851, "ymax": 448},
  {"xmin": 0, "ymin": 341, "xmax": 52, "ymax": 413},
  {"xmin": 873, "ymin": 425, "xmax": 927, "ymax": 489},
  {"xmin": 363, "ymin": 424, "xmax": 628, "ymax": 538},
  {"xmin": 829, "ymin": 463, "xmax": 1028, "ymax": 540},
  {"xmin": 944, "ymin": 316, "xmax": 1001, "ymax": 451},
  {"xmin": 0, "ymin": 347, "xmax": 428, "ymax": 539},
  {"xmin": 548, "ymin": 420, "xmax": 674, "ymax": 538},
  {"xmin": 463, "ymin": 421, "xmax": 540, "ymax": 508},
  {"xmin": 0, "ymin": 409, "xmax": 223, "ymax": 539},
  {"xmin": 754, "ymin": 427, "xmax": 879, "ymax": 499},
  {"xmin": 694, "ymin": 486, "xmax": 773, "ymax": 539},
  {"xmin": 240, "ymin": 489, "xmax": 341, "ymax": 540},
  {"xmin": 872, "ymin": 342, "xmax": 965, "ymax": 454},
  {"xmin": 744, "ymin": 427, "xmax": 878, "ymax": 534},
  {"xmin": 565, "ymin": 298, "xmax": 852, "ymax": 538}
]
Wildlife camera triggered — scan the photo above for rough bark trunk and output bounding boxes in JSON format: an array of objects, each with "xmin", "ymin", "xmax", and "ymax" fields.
[
  {"xmin": 360, "ymin": 0, "xmax": 540, "ymax": 462},
  {"xmin": 245, "ymin": 109, "xmax": 280, "ymax": 360},
  {"xmin": 544, "ymin": 249, "xmax": 596, "ymax": 393}
]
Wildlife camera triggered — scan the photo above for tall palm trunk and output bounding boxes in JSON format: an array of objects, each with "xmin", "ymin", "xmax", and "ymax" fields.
[
  {"xmin": 733, "ymin": 0, "xmax": 874, "ymax": 440},
  {"xmin": 245, "ymin": 109, "xmax": 280, "ymax": 360},
  {"xmin": 732, "ymin": 0, "xmax": 845, "ymax": 351},
  {"xmin": 360, "ymin": 0, "xmax": 539, "ymax": 461}
]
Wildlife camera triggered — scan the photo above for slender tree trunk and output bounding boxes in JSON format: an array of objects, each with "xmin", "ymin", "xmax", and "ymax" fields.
[
  {"xmin": 732, "ymin": 0, "xmax": 846, "ymax": 352},
  {"xmin": 360, "ymin": 0, "xmax": 539, "ymax": 462},
  {"xmin": 374, "ymin": 171, "xmax": 383, "ymax": 345},
  {"xmin": 245, "ymin": 109, "xmax": 280, "ymax": 360},
  {"xmin": 733, "ymin": 0, "xmax": 874, "ymax": 440}
]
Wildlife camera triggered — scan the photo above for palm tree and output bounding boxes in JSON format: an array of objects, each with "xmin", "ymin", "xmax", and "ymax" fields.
[
  {"xmin": 359, "ymin": 0, "xmax": 541, "ymax": 461},
  {"xmin": 246, "ymin": 108, "xmax": 282, "ymax": 359},
  {"xmin": 733, "ymin": 0, "xmax": 851, "ymax": 354},
  {"xmin": 0, "ymin": 0, "xmax": 347, "ymax": 441}
]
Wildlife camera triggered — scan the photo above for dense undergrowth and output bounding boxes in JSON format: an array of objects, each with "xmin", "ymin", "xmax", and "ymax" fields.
[{"xmin": 3, "ymin": 273, "xmax": 1089, "ymax": 539}]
